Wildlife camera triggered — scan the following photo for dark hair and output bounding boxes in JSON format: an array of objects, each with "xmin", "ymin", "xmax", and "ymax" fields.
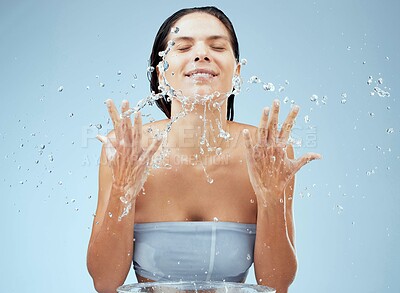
[{"xmin": 148, "ymin": 6, "xmax": 239, "ymax": 121}]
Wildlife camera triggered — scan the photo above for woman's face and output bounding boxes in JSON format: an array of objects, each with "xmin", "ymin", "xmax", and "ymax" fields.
[{"xmin": 159, "ymin": 12, "xmax": 239, "ymax": 101}]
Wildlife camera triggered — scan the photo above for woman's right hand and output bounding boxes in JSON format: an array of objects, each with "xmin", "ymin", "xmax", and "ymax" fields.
[{"xmin": 97, "ymin": 99, "xmax": 162, "ymax": 203}]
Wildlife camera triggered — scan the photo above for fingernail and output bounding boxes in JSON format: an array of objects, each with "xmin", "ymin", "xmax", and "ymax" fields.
[
  {"xmin": 264, "ymin": 107, "xmax": 269, "ymax": 115},
  {"xmin": 274, "ymin": 99, "xmax": 280, "ymax": 106}
]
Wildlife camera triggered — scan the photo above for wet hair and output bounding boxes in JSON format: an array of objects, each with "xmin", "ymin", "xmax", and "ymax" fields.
[{"xmin": 148, "ymin": 6, "xmax": 239, "ymax": 121}]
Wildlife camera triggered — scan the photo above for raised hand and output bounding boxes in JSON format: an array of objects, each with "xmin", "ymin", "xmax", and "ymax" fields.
[
  {"xmin": 243, "ymin": 99, "xmax": 321, "ymax": 204},
  {"xmin": 97, "ymin": 99, "xmax": 162, "ymax": 203}
]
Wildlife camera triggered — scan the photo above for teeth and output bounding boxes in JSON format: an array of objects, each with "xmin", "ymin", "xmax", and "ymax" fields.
[{"xmin": 190, "ymin": 73, "xmax": 214, "ymax": 78}]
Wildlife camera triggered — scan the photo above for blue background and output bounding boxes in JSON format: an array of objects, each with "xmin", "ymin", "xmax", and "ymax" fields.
[{"xmin": 0, "ymin": 0, "xmax": 399, "ymax": 292}]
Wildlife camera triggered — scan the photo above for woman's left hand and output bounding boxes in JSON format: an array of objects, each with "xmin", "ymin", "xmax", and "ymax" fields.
[{"xmin": 243, "ymin": 99, "xmax": 322, "ymax": 205}]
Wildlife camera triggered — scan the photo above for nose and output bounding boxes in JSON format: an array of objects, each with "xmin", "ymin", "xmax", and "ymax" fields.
[
  {"xmin": 193, "ymin": 43, "xmax": 210, "ymax": 62},
  {"xmin": 194, "ymin": 56, "xmax": 210, "ymax": 62}
]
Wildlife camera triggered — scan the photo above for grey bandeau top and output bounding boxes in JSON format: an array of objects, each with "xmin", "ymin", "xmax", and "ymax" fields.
[{"xmin": 133, "ymin": 221, "xmax": 257, "ymax": 282}]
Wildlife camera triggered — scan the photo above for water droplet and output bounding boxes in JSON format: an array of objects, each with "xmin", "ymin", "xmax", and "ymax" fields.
[
  {"xmin": 108, "ymin": 212, "xmax": 113, "ymax": 218},
  {"xmin": 163, "ymin": 61, "xmax": 169, "ymax": 71},
  {"xmin": 279, "ymin": 198, "xmax": 284, "ymax": 204},
  {"xmin": 240, "ymin": 58, "xmax": 247, "ymax": 65},
  {"xmin": 40, "ymin": 144, "xmax": 46, "ymax": 150},
  {"xmin": 283, "ymin": 97, "xmax": 289, "ymax": 103},
  {"xmin": 99, "ymin": 82, "xmax": 105, "ymax": 87},
  {"xmin": 386, "ymin": 106, "xmax": 391, "ymax": 110},
  {"xmin": 386, "ymin": 128, "xmax": 394, "ymax": 134},
  {"xmin": 373, "ymin": 87, "xmax": 390, "ymax": 97},
  {"xmin": 262, "ymin": 82, "xmax": 275, "ymax": 91},
  {"xmin": 58, "ymin": 181, "xmax": 63, "ymax": 185},
  {"xmin": 117, "ymin": 70, "xmax": 122, "ymax": 75},
  {"xmin": 69, "ymin": 113, "xmax": 74, "ymax": 118},
  {"xmin": 347, "ymin": 46, "xmax": 351, "ymax": 50},
  {"xmin": 304, "ymin": 115, "xmax": 310, "ymax": 123},
  {"xmin": 213, "ymin": 217, "xmax": 219, "ymax": 222},
  {"xmin": 20, "ymin": 143, "xmax": 24, "ymax": 148},
  {"xmin": 336, "ymin": 204, "xmax": 344, "ymax": 214},
  {"xmin": 58, "ymin": 86, "xmax": 64, "ymax": 92},
  {"xmin": 147, "ymin": 66, "xmax": 154, "ymax": 73},
  {"xmin": 207, "ymin": 177, "xmax": 214, "ymax": 184},
  {"xmin": 215, "ymin": 147, "xmax": 222, "ymax": 156},
  {"xmin": 362, "ymin": 61, "xmax": 367, "ymax": 64},
  {"xmin": 171, "ymin": 26, "xmax": 179, "ymax": 34},
  {"xmin": 310, "ymin": 94, "xmax": 318, "ymax": 102},
  {"xmin": 377, "ymin": 78, "xmax": 383, "ymax": 85},
  {"xmin": 250, "ymin": 199, "xmax": 255, "ymax": 204},
  {"xmin": 86, "ymin": 86, "xmax": 90, "ymax": 90},
  {"xmin": 48, "ymin": 154, "xmax": 54, "ymax": 162},
  {"xmin": 385, "ymin": 56, "xmax": 390, "ymax": 60},
  {"xmin": 249, "ymin": 76, "xmax": 261, "ymax": 84},
  {"xmin": 367, "ymin": 76, "xmax": 373, "ymax": 85},
  {"xmin": 246, "ymin": 254, "xmax": 251, "ymax": 260},
  {"xmin": 340, "ymin": 93, "xmax": 347, "ymax": 104},
  {"xmin": 368, "ymin": 112, "xmax": 375, "ymax": 117}
]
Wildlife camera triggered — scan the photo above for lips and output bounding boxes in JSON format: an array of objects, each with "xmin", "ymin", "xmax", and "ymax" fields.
[{"xmin": 185, "ymin": 69, "xmax": 218, "ymax": 78}]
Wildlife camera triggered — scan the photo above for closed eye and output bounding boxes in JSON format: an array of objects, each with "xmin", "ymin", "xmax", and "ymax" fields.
[{"xmin": 211, "ymin": 46, "xmax": 226, "ymax": 51}]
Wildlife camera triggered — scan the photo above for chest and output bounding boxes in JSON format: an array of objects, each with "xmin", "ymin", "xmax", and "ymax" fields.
[{"xmin": 134, "ymin": 153, "xmax": 257, "ymax": 223}]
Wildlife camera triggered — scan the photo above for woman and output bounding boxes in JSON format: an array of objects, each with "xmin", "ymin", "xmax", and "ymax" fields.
[{"xmin": 87, "ymin": 6, "xmax": 321, "ymax": 293}]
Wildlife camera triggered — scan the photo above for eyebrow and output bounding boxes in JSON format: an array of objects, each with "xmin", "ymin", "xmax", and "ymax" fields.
[{"xmin": 173, "ymin": 35, "xmax": 230, "ymax": 42}]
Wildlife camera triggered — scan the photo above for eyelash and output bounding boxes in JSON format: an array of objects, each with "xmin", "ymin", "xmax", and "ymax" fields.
[{"xmin": 176, "ymin": 45, "xmax": 225, "ymax": 52}]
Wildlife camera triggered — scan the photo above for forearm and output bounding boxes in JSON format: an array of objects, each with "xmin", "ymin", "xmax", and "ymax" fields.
[
  {"xmin": 87, "ymin": 186, "xmax": 136, "ymax": 293},
  {"xmin": 254, "ymin": 199, "xmax": 297, "ymax": 292}
]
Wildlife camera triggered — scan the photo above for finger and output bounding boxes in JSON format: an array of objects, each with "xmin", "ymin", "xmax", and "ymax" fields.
[
  {"xmin": 267, "ymin": 99, "xmax": 280, "ymax": 145},
  {"xmin": 97, "ymin": 134, "xmax": 118, "ymax": 150},
  {"xmin": 96, "ymin": 134, "xmax": 108, "ymax": 144},
  {"xmin": 133, "ymin": 112, "xmax": 143, "ymax": 155},
  {"xmin": 258, "ymin": 107, "xmax": 269, "ymax": 145},
  {"xmin": 293, "ymin": 152, "xmax": 322, "ymax": 174},
  {"xmin": 121, "ymin": 100, "xmax": 133, "ymax": 128},
  {"xmin": 279, "ymin": 105, "xmax": 299, "ymax": 143},
  {"xmin": 243, "ymin": 129, "xmax": 262, "ymax": 184},
  {"xmin": 141, "ymin": 136, "xmax": 163, "ymax": 164},
  {"xmin": 97, "ymin": 135, "xmax": 117, "ymax": 162},
  {"xmin": 121, "ymin": 100, "xmax": 133, "ymax": 148},
  {"xmin": 105, "ymin": 99, "xmax": 120, "ymax": 129}
]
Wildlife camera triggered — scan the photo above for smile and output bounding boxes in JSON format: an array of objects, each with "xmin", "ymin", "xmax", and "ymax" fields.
[{"xmin": 185, "ymin": 69, "xmax": 218, "ymax": 79}]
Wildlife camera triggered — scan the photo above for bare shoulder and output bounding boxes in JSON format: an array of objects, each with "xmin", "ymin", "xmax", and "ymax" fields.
[
  {"xmin": 141, "ymin": 119, "xmax": 170, "ymax": 147},
  {"xmin": 227, "ymin": 121, "xmax": 258, "ymax": 143}
]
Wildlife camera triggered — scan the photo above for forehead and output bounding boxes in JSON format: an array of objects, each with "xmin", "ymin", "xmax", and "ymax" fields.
[{"xmin": 171, "ymin": 12, "xmax": 231, "ymax": 39}]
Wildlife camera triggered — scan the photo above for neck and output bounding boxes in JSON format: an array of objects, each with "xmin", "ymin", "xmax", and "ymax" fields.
[{"xmin": 166, "ymin": 98, "xmax": 229, "ymax": 156}]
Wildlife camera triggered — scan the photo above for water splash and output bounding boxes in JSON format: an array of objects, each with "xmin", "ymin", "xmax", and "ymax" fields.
[{"xmin": 373, "ymin": 87, "xmax": 390, "ymax": 97}]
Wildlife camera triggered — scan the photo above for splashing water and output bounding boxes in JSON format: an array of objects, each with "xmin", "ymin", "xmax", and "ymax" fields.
[
  {"xmin": 373, "ymin": 87, "xmax": 390, "ymax": 97},
  {"xmin": 108, "ymin": 30, "xmax": 246, "ymax": 218}
]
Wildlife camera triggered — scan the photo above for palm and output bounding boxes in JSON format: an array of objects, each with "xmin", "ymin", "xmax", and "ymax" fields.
[
  {"xmin": 98, "ymin": 99, "xmax": 162, "ymax": 199},
  {"xmin": 243, "ymin": 100, "xmax": 321, "ymax": 202}
]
